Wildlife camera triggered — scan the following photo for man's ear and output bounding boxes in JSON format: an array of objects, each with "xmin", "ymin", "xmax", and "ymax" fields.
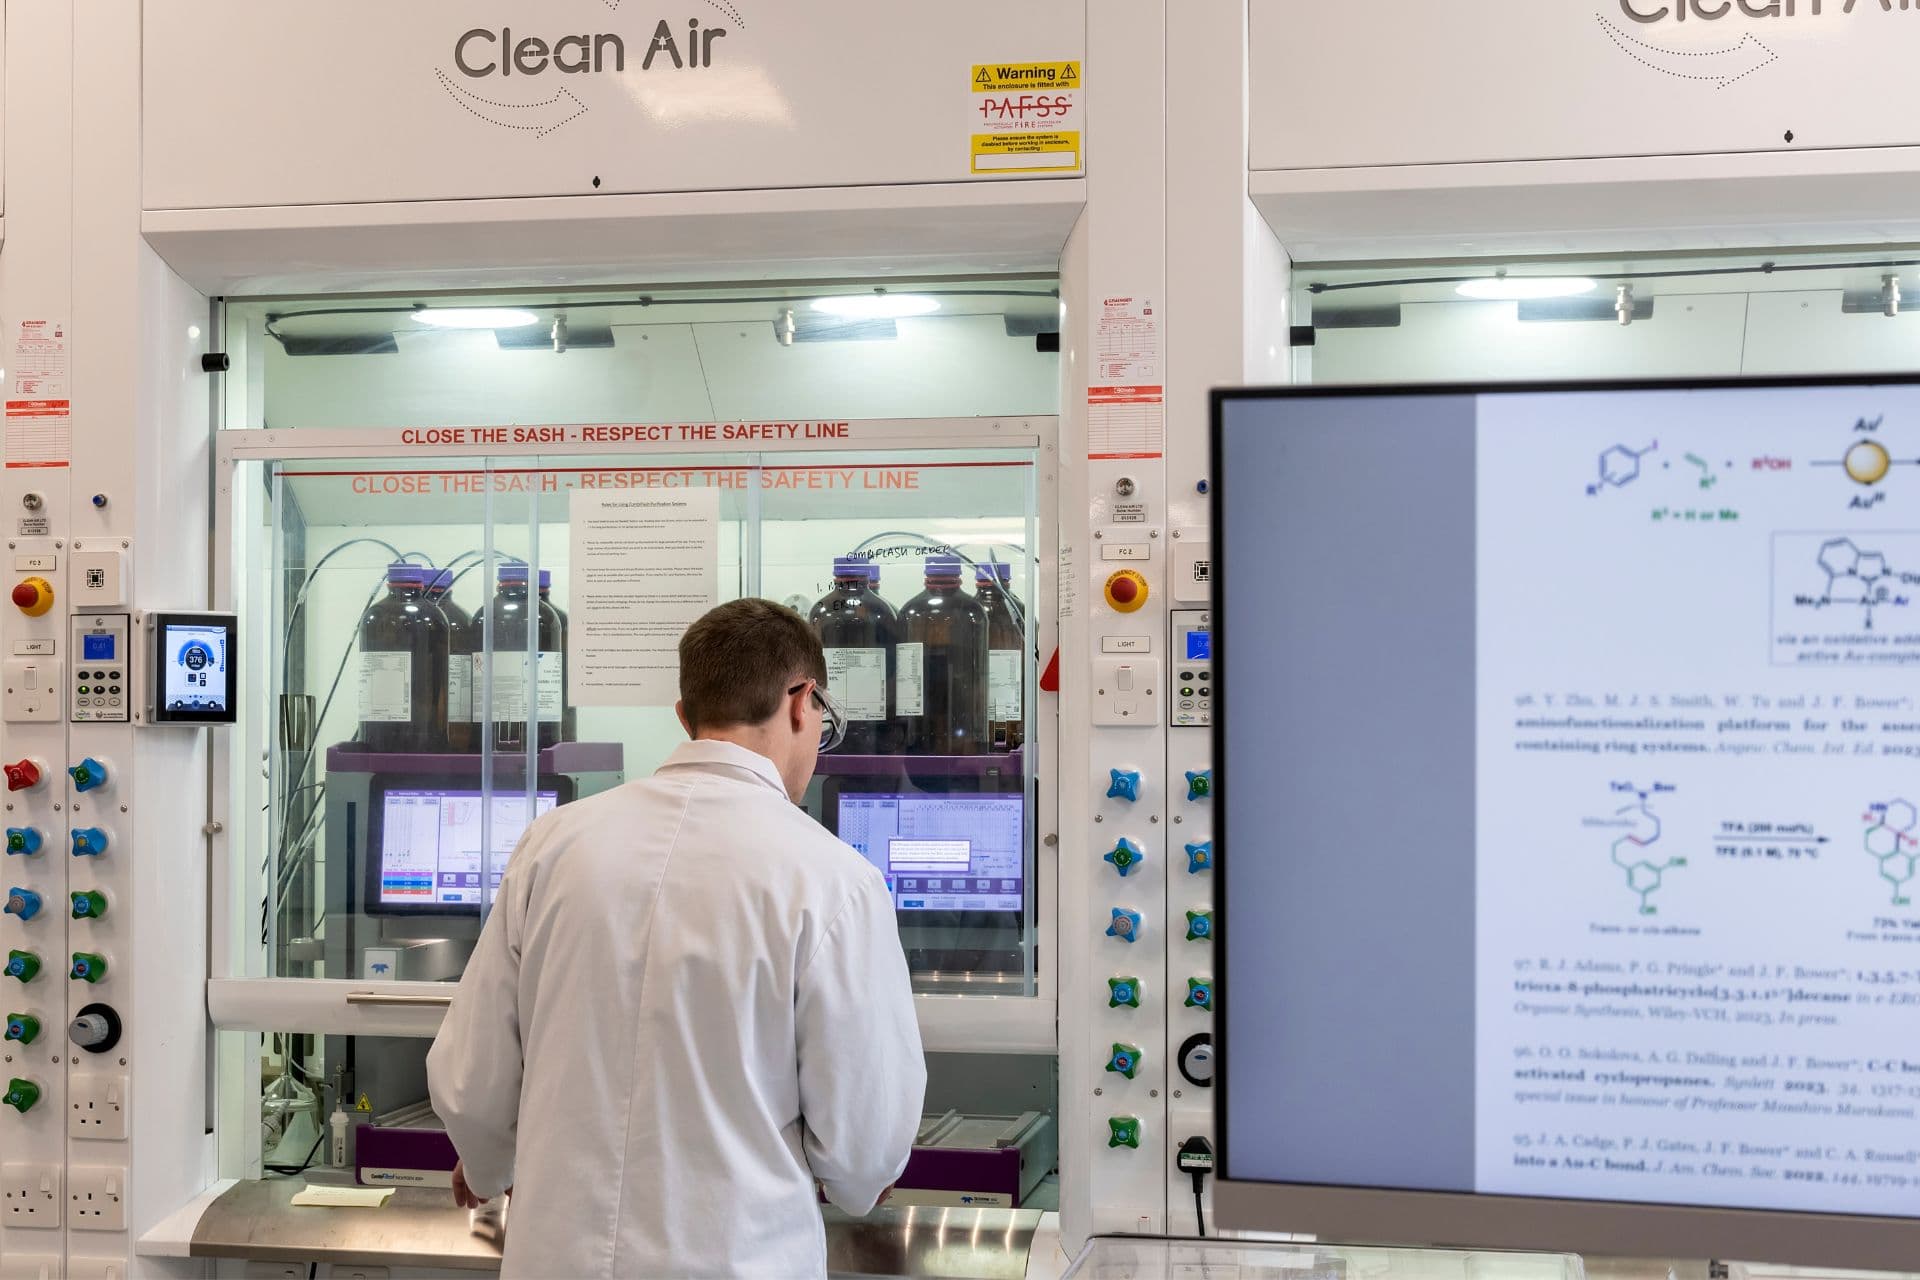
[
  {"xmin": 788, "ymin": 680, "xmax": 811, "ymax": 731},
  {"xmin": 674, "ymin": 699, "xmax": 692, "ymax": 738}
]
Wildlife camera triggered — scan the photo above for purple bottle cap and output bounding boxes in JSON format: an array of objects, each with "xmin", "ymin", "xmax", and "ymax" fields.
[
  {"xmin": 387, "ymin": 562, "xmax": 424, "ymax": 585},
  {"xmin": 426, "ymin": 569, "xmax": 455, "ymax": 594},
  {"xmin": 975, "ymin": 562, "xmax": 1012, "ymax": 584},
  {"xmin": 867, "ymin": 565, "xmax": 882, "ymax": 584},
  {"xmin": 498, "ymin": 563, "xmax": 530, "ymax": 584},
  {"xmin": 537, "ymin": 570, "xmax": 552, "ymax": 590},
  {"xmin": 833, "ymin": 556, "xmax": 872, "ymax": 579},
  {"xmin": 925, "ymin": 555, "xmax": 963, "ymax": 578}
]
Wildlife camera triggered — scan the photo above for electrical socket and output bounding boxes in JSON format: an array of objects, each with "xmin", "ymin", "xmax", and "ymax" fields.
[
  {"xmin": 67, "ymin": 1165, "xmax": 125, "ymax": 1231},
  {"xmin": 70, "ymin": 1073, "xmax": 128, "ymax": 1140},
  {"xmin": 64, "ymin": 1260, "xmax": 126, "ymax": 1280},
  {"xmin": 0, "ymin": 1254, "xmax": 62, "ymax": 1280},
  {"xmin": 0, "ymin": 1161, "xmax": 61, "ymax": 1228}
]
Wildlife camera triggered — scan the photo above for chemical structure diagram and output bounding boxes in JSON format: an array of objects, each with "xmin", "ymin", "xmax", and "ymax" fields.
[
  {"xmin": 1586, "ymin": 440, "xmax": 1730, "ymax": 497},
  {"xmin": 1862, "ymin": 799, "xmax": 1918, "ymax": 907},
  {"xmin": 1603, "ymin": 781, "xmax": 1685, "ymax": 915},
  {"xmin": 1804, "ymin": 537, "xmax": 1919, "ymax": 630},
  {"xmin": 1811, "ymin": 418, "xmax": 1920, "ymax": 507},
  {"xmin": 1586, "ymin": 441, "xmax": 1657, "ymax": 497}
]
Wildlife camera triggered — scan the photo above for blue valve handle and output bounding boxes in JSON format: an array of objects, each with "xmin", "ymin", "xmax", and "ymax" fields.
[
  {"xmin": 67, "ymin": 758, "xmax": 107, "ymax": 793},
  {"xmin": 1107, "ymin": 907, "xmax": 1142, "ymax": 943},
  {"xmin": 3, "ymin": 888, "xmax": 41, "ymax": 922},
  {"xmin": 70, "ymin": 828, "xmax": 108, "ymax": 857},
  {"xmin": 4, "ymin": 828, "xmax": 43, "ymax": 857},
  {"xmin": 1106, "ymin": 769, "xmax": 1141, "ymax": 802},
  {"xmin": 1104, "ymin": 838, "xmax": 1144, "ymax": 877},
  {"xmin": 1185, "ymin": 841, "xmax": 1213, "ymax": 874}
]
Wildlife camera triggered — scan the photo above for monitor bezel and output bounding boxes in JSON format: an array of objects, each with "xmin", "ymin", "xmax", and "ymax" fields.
[
  {"xmin": 1210, "ymin": 373, "xmax": 1920, "ymax": 1269},
  {"xmin": 361, "ymin": 776, "xmax": 571, "ymax": 918},
  {"xmin": 146, "ymin": 610, "xmax": 239, "ymax": 725}
]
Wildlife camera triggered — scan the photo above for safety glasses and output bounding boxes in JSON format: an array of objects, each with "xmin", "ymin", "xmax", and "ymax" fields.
[{"xmin": 789, "ymin": 679, "xmax": 848, "ymax": 753}]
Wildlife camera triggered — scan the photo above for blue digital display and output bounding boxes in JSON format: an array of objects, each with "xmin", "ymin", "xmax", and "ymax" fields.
[
  {"xmin": 1186, "ymin": 630, "xmax": 1211, "ymax": 661},
  {"xmin": 82, "ymin": 634, "xmax": 115, "ymax": 661}
]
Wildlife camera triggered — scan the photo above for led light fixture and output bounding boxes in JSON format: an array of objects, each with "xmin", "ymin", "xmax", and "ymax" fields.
[
  {"xmin": 1454, "ymin": 277, "xmax": 1597, "ymax": 302},
  {"xmin": 411, "ymin": 308, "xmax": 542, "ymax": 330},
  {"xmin": 809, "ymin": 294, "xmax": 941, "ymax": 320}
]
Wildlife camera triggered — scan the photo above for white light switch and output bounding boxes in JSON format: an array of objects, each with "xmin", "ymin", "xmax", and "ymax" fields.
[
  {"xmin": 1092, "ymin": 657, "xmax": 1161, "ymax": 726},
  {"xmin": 3, "ymin": 658, "xmax": 62, "ymax": 723}
]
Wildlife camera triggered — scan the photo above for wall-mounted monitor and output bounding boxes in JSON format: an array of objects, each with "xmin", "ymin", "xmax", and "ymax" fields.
[
  {"xmin": 146, "ymin": 610, "xmax": 238, "ymax": 725},
  {"xmin": 1212, "ymin": 377, "xmax": 1920, "ymax": 1269}
]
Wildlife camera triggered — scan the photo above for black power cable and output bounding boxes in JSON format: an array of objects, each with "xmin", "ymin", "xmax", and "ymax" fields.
[{"xmin": 1178, "ymin": 1136, "xmax": 1215, "ymax": 1236}]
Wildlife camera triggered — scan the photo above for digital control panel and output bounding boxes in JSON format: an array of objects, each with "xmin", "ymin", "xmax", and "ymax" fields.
[
  {"xmin": 1170, "ymin": 609, "xmax": 1211, "ymax": 727},
  {"xmin": 69, "ymin": 613, "xmax": 131, "ymax": 724}
]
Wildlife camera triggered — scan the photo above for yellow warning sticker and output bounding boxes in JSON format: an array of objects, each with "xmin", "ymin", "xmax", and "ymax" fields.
[
  {"xmin": 972, "ymin": 61, "xmax": 1081, "ymax": 92},
  {"xmin": 972, "ymin": 130, "xmax": 1082, "ymax": 175}
]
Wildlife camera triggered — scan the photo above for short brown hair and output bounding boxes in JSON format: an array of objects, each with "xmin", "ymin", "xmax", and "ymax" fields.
[{"xmin": 678, "ymin": 598, "xmax": 828, "ymax": 733}]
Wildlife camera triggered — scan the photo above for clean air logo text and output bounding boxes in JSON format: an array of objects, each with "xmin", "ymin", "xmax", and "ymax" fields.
[
  {"xmin": 454, "ymin": 19, "xmax": 727, "ymax": 77},
  {"xmin": 1623, "ymin": 0, "xmax": 1912, "ymax": 20}
]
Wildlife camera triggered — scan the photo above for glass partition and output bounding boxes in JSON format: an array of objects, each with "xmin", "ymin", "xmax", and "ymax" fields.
[
  {"xmin": 216, "ymin": 278, "xmax": 1060, "ymax": 1190},
  {"xmin": 1293, "ymin": 245, "xmax": 1920, "ymax": 384},
  {"xmin": 238, "ymin": 445, "xmax": 1044, "ymax": 994}
]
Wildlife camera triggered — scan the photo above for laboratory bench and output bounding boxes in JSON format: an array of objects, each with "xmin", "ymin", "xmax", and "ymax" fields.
[{"xmin": 138, "ymin": 1176, "xmax": 1061, "ymax": 1278}]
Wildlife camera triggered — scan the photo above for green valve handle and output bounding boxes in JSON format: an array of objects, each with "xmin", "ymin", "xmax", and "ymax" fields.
[
  {"xmin": 1106, "ymin": 1042, "xmax": 1142, "ymax": 1080},
  {"xmin": 1107, "ymin": 976, "xmax": 1141, "ymax": 1009},
  {"xmin": 70, "ymin": 890, "xmax": 106, "ymax": 920},
  {"xmin": 1107, "ymin": 1116, "xmax": 1141, "ymax": 1149},
  {"xmin": 3, "ymin": 1013, "xmax": 39, "ymax": 1044},
  {"xmin": 3, "ymin": 1077, "xmax": 39, "ymax": 1113},
  {"xmin": 69, "ymin": 952, "xmax": 107, "ymax": 984},
  {"xmin": 4, "ymin": 950, "xmax": 40, "ymax": 983},
  {"xmin": 1186, "ymin": 909, "xmax": 1214, "ymax": 942}
]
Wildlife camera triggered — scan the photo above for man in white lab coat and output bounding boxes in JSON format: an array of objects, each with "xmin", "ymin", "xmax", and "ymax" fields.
[{"xmin": 427, "ymin": 598, "xmax": 926, "ymax": 1278}]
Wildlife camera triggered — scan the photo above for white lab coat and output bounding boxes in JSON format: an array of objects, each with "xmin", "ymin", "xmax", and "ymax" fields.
[{"xmin": 427, "ymin": 740, "xmax": 926, "ymax": 1279}]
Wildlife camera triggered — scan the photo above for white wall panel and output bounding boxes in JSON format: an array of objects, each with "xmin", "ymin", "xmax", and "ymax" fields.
[
  {"xmin": 1253, "ymin": 0, "xmax": 1920, "ymax": 172},
  {"xmin": 145, "ymin": 0, "xmax": 1085, "ymax": 209}
]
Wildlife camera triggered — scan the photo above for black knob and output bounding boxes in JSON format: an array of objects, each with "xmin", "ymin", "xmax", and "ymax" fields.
[
  {"xmin": 68, "ymin": 1002, "xmax": 122, "ymax": 1054},
  {"xmin": 1178, "ymin": 1032, "xmax": 1214, "ymax": 1088},
  {"xmin": 200, "ymin": 353, "xmax": 231, "ymax": 373}
]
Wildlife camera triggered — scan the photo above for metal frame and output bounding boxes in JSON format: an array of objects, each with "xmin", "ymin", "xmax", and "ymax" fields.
[
  {"xmin": 1209, "ymin": 374, "xmax": 1920, "ymax": 1272},
  {"xmin": 207, "ymin": 416, "xmax": 1062, "ymax": 1056}
]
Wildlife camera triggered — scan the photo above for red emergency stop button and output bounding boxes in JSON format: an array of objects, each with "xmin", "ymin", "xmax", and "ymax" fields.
[
  {"xmin": 10, "ymin": 577, "xmax": 52, "ymax": 617},
  {"xmin": 1105, "ymin": 569, "xmax": 1149, "ymax": 613},
  {"xmin": 3, "ymin": 760, "xmax": 44, "ymax": 793}
]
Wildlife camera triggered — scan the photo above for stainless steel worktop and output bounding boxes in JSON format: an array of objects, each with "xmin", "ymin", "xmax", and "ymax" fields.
[
  {"xmin": 190, "ymin": 1179, "xmax": 503, "ymax": 1271},
  {"xmin": 182, "ymin": 1178, "xmax": 1044, "ymax": 1278}
]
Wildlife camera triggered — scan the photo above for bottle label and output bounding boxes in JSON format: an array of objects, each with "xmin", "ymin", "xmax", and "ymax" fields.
[
  {"xmin": 485, "ymin": 652, "xmax": 564, "ymax": 724},
  {"xmin": 448, "ymin": 652, "xmax": 472, "ymax": 723},
  {"xmin": 894, "ymin": 642, "xmax": 926, "ymax": 717},
  {"xmin": 824, "ymin": 647, "xmax": 888, "ymax": 721},
  {"xmin": 989, "ymin": 649, "xmax": 1023, "ymax": 721},
  {"xmin": 357, "ymin": 652, "xmax": 413, "ymax": 724}
]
